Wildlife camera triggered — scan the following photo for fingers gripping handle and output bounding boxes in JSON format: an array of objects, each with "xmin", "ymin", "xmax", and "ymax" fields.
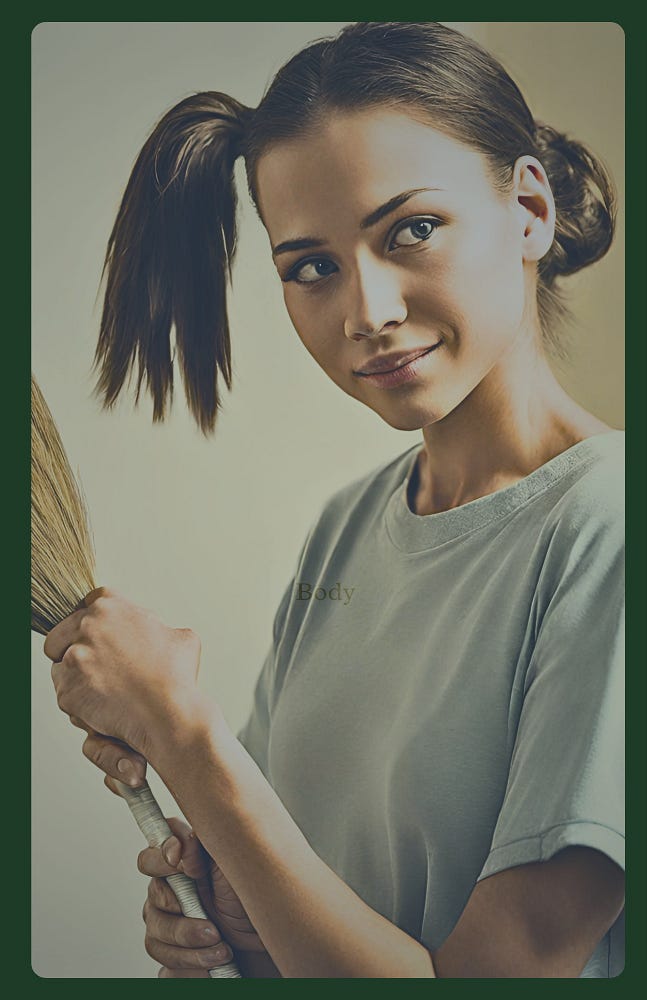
[{"xmin": 115, "ymin": 780, "xmax": 242, "ymax": 979}]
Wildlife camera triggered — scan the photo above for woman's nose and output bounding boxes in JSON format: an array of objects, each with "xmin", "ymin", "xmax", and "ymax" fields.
[{"xmin": 343, "ymin": 258, "xmax": 408, "ymax": 341}]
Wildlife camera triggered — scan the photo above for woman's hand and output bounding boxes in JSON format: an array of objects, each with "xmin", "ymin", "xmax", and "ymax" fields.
[
  {"xmin": 135, "ymin": 814, "xmax": 274, "ymax": 977},
  {"xmin": 44, "ymin": 587, "xmax": 210, "ymax": 761},
  {"xmin": 68, "ymin": 715, "xmax": 148, "ymax": 787}
]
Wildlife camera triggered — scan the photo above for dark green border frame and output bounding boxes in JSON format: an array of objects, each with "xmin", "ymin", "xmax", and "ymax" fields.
[{"xmin": 16, "ymin": 7, "xmax": 645, "ymax": 994}]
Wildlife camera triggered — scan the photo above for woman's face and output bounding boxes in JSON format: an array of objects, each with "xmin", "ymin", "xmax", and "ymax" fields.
[{"xmin": 255, "ymin": 108, "xmax": 541, "ymax": 431}]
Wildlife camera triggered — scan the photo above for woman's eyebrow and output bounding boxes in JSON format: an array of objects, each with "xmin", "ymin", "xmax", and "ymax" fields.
[
  {"xmin": 271, "ymin": 187, "xmax": 443, "ymax": 258},
  {"xmin": 272, "ymin": 235, "xmax": 327, "ymax": 258},
  {"xmin": 360, "ymin": 187, "xmax": 443, "ymax": 230}
]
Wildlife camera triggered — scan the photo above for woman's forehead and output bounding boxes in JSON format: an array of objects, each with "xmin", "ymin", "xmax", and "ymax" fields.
[{"xmin": 255, "ymin": 108, "xmax": 489, "ymax": 238}]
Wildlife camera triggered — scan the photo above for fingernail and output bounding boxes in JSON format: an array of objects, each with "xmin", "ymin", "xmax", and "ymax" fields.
[
  {"xmin": 202, "ymin": 926, "xmax": 219, "ymax": 941},
  {"xmin": 162, "ymin": 836, "xmax": 182, "ymax": 867},
  {"xmin": 214, "ymin": 945, "xmax": 232, "ymax": 962},
  {"xmin": 117, "ymin": 759, "xmax": 138, "ymax": 786}
]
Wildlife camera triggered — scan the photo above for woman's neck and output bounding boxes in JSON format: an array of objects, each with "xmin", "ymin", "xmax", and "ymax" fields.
[{"xmin": 408, "ymin": 338, "xmax": 613, "ymax": 517}]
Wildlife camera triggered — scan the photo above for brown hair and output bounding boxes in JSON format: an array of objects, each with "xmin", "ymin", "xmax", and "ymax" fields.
[{"xmin": 95, "ymin": 21, "xmax": 616, "ymax": 433}]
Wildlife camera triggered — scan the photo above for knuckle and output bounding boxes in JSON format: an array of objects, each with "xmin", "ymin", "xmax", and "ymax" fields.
[
  {"xmin": 62, "ymin": 643, "xmax": 88, "ymax": 670},
  {"xmin": 60, "ymin": 646, "xmax": 74, "ymax": 668},
  {"xmin": 157, "ymin": 878, "xmax": 176, "ymax": 908},
  {"xmin": 144, "ymin": 934, "xmax": 160, "ymax": 961},
  {"xmin": 152, "ymin": 876, "xmax": 178, "ymax": 911},
  {"xmin": 182, "ymin": 925, "xmax": 201, "ymax": 949},
  {"xmin": 129, "ymin": 747, "xmax": 146, "ymax": 769},
  {"xmin": 82, "ymin": 737, "xmax": 112, "ymax": 772},
  {"xmin": 55, "ymin": 686, "xmax": 70, "ymax": 714},
  {"xmin": 149, "ymin": 876, "xmax": 164, "ymax": 902},
  {"xmin": 92, "ymin": 744, "xmax": 108, "ymax": 768},
  {"xmin": 145, "ymin": 936, "xmax": 173, "ymax": 966},
  {"xmin": 170, "ymin": 915, "xmax": 189, "ymax": 947},
  {"xmin": 77, "ymin": 614, "xmax": 94, "ymax": 639},
  {"xmin": 185, "ymin": 921, "xmax": 216, "ymax": 949},
  {"xmin": 94, "ymin": 743, "xmax": 113, "ymax": 770}
]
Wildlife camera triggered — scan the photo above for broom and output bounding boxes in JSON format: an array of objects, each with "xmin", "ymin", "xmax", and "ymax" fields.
[{"xmin": 30, "ymin": 373, "xmax": 241, "ymax": 979}]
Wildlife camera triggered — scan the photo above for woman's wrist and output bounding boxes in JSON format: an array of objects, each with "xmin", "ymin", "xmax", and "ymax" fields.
[{"xmin": 147, "ymin": 690, "xmax": 231, "ymax": 777}]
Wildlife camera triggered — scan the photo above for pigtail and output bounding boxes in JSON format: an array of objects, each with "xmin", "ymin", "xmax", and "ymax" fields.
[{"xmin": 95, "ymin": 92, "xmax": 251, "ymax": 434}]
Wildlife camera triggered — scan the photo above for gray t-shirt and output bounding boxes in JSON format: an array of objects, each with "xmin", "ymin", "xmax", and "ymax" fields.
[{"xmin": 238, "ymin": 431, "xmax": 625, "ymax": 977}]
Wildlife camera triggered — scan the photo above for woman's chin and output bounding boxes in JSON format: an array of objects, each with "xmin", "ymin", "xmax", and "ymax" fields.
[{"xmin": 369, "ymin": 401, "xmax": 447, "ymax": 432}]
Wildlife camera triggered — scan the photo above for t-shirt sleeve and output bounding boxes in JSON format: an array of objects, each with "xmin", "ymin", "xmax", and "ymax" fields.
[
  {"xmin": 235, "ymin": 521, "xmax": 316, "ymax": 779},
  {"xmin": 235, "ymin": 575, "xmax": 293, "ymax": 779},
  {"xmin": 477, "ymin": 473, "xmax": 625, "ymax": 881}
]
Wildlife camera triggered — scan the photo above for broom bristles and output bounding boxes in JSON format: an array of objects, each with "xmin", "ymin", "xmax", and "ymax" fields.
[{"xmin": 31, "ymin": 374, "xmax": 96, "ymax": 635}]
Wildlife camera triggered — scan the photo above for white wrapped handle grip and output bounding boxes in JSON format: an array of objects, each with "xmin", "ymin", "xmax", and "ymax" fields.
[{"xmin": 115, "ymin": 779, "xmax": 241, "ymax": 979}]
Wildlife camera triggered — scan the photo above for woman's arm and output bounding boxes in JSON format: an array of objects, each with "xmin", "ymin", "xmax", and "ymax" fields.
[
  {"xmin": 151, "ymin": 701, "xmax": 623, "ymax": 979},
  {"xmin": 47, "ymin": 590, "xmax": 624, "ymax": 978},
  {"xmin": 433, "ymin": 846, "xmax": 624, "ymax": 977},
  {"xmin": 45, "ymin": 590, "xmax": 434, "ymax": 976},
  {"xmin": 150, "ymin": 699, "xmax": 436, "ymax": 979}
]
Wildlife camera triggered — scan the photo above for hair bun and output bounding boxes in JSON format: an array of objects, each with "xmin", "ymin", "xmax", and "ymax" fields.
[{"xmin": 534, "ymin": 121, "xmax": 616, "ymax": 283}]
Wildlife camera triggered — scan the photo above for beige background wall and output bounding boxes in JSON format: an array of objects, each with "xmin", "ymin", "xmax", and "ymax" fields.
[{"xmin": 31, "ymin": 22, "xmax": 624, "ymax": 978}]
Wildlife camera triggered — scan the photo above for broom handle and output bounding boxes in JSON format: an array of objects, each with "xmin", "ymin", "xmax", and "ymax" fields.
[{"xmin": 114, "ymin": 779, "xmax": 242, "ymax": 979}]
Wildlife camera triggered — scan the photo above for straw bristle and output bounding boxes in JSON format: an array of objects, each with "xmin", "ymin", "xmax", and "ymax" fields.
[{"xmin": 31, "ymin": 375, "xmax": 96, "ymax": 635}]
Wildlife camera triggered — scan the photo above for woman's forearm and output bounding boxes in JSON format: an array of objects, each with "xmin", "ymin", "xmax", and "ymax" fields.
[{"xmin": 150, "ymin": 700, "xmax": 436, "ymax": 979}]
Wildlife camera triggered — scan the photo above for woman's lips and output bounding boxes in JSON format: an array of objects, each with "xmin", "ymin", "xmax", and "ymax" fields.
[{"xmin": 354, "ymin": 342, "xmax": 442, "ymax": 388}]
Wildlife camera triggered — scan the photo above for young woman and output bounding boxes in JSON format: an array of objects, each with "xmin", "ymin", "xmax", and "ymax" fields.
[{"xmin": 44, "ymin": 22, "xmax": 624, "ymax": 977}]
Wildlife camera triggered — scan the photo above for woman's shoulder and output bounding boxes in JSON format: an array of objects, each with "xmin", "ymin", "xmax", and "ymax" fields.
[
  {"xmin": 538, "ymin": 430, "xmax": 624, "ymax": 571},
  {"xmin": 551, "ymin": 429, "xmax": 624, "ymax": 523}
]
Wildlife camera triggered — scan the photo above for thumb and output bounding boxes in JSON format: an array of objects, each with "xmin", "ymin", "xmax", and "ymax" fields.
[{"xmin": 164, "ymin": 816, "xmax": 210, "ymax": 880}]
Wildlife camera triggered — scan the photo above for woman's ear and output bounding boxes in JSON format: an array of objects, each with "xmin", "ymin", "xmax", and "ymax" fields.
[{"xmin": 512, "ymin": 155, "xmax": 556, "ymax": 263}]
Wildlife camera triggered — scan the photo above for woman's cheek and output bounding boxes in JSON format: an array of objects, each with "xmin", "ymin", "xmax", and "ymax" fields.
[
  {"xmin": 447, "ymin": 237, "xmax": 526, "ymax": 343},
  {"xmin": 480, "ymin": 221, "xmax": 528, "ymax": 328}
]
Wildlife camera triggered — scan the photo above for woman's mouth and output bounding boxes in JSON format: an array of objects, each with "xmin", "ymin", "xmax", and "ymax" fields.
[{"xmin": 354, "ymin": 342, "xmax": 442, "ymax": 389}]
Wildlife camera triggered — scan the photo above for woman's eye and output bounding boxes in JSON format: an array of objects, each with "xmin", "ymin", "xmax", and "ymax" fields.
[
  {"xmin": 390, "ymin": 218, "xmax": 439, "ymax": 248},
  {"xmin": 286, "ymin": 259, "xmax": 338, "ymax": 285}
]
